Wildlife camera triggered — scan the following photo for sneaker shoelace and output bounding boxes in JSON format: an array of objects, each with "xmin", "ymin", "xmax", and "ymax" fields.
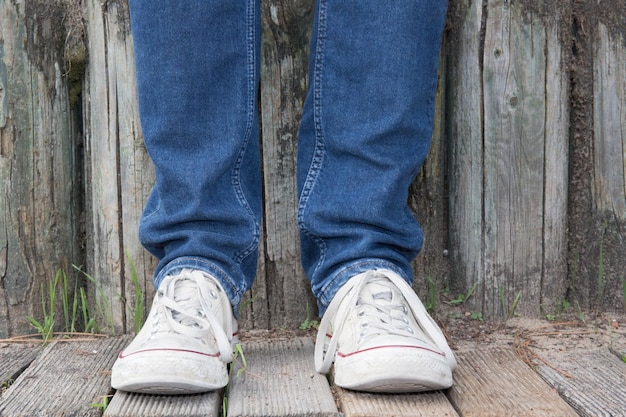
[
  {"xmin": 154, "ymin": 269, "xmax": 234, "ymax": 363},
  {"xmin": 355, "ymin": 283, "xmax": 417, "ymax": 341},
  {"xmin": 314, "ymin": 269, "xmax": 456, "ymax": 373}
]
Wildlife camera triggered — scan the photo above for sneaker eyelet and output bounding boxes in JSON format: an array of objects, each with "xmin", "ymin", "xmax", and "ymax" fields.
[
  {"xmin": 209, "ymin": 290, "xmax": 218, "ymax": 299},
  {"xmin": 197, "ymin": 310, "xmax": 205, "ymax": 318},
  {"xmin": 406, "ymin": 326, "xmax": 414, "ymax": 334},
  {"xmin": 360, "ymin": 322, "xmax": 369, "ymax": 329}
]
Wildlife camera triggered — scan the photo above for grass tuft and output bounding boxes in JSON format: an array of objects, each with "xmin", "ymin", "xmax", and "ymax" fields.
[
  {"xmin": 424, "ymin": 274, "xmax": 438, "ymax": 314},
  {"xmin": 299, "ymin": 302, "xmax": 319, "ymax": 331},
  {"xmin": 126, "ymin": 251, "xmax": 145, "ymax": 334},
  {"xmin": 27, "ymin": 268, "xmax": 104, "ymax": 343}
]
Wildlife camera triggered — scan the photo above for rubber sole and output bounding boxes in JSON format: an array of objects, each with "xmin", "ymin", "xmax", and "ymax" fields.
[
  {"xmin": 111, "ymin": 349, "xmax": 228, "ymax": 394},
  {"xmin": 333, "ymin": 346, "xmax": 453, "ymax": 393}
]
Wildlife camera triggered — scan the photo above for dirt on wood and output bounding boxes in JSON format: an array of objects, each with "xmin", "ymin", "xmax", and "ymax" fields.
[{"xmin": 437, "ymin": 300, "xmax": 626, "ymax": 377}]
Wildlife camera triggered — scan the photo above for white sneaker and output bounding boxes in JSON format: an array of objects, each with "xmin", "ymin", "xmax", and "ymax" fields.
[
  {"xmin": 315, "ymin": 269, "xmax": 457, "ymax": 393},
  {"xmin": 111, "ymin": 269, "xmax": 237, "ymax": 394}
]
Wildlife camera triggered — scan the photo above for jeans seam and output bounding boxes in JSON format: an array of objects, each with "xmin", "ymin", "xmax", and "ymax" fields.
[
  {"xmin": 232, "ymin": 0, "xmax": 260, "ymax": 264},
  {"xmin": 297, "ymin": 0, "xmax": 328, "ymax": 278},
  {"xmin": 140, "ymin": 188, "xmax": 161, "ymax": 220}
]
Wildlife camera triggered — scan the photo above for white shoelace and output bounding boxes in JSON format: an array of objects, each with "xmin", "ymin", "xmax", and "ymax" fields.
[
  {"xmin": 314, "ymin": 269, "xmax": 457, "ymax": 373},
  {"xmin": 156, "ymin": 270, "xmax": 234, "ymax": 363}
]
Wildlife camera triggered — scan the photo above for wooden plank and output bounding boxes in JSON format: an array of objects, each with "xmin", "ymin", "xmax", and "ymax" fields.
[
  {"xmin": 84, "ymin": 0, "xmax": 127, "ymax": 334},
  {"xmin": 0, "ymin": 343, "xmax": 40, "ymax": 388},
  {"xmin": 589, "ymin": 22, "xmax": 626, "ymax": 309},
  {"xmin": 447, "ymin": 348, "xmax": 578, "ymax": 417},
  {"xmin": 84, "ymin": 0, "xmax": 158, "ymax": 335},
  {"xmin": 566, "ymin": 1, "xmax": 626, "ymax": 311},
  {"xmin": 592, "ymin": 22, "xmax": 626, "ymax": 228},
  {"xmin": 541, "ymin": 12, "xmax": 570, "ymax": 314},
  {"xmin": 448, "ymin": 0, "xmax": 570, "ymax": 319},
  {"xmin": 252, "ymin": 0, "xmax": 317, "ymax": 329},
  {"xmin": 107, "ymin": 0, "xmax": 158, "ymax": 333},
  {"xmin": 536, "ymin": 349, "xmax": 626, "ymax": 417},
  {"xmin": 336, "ymin": 387, "xmax": 459, "ymax": 417},
  {"xmin": 0, "ymin": 0, "xmax": 82, "ymax": 338},
  {"xmin": 0, "ymin": 336, "xmax": 128, "ymax": 417},
  {"xmin": 446, "ymin": 0, "xmax": 486, "ymax": 312},
  {"xmin": 410, "ymin": 52, "xmax": 452, "ymax": 298},
  {"xmin": 227, "ymin": 337, "xmax": 339, "ymax": 417},
  {"xmin": 104, "ymin": 391, "xmax": 221, "ymax": 417},
  {"xmin": 482, "ymin": 0, "xmax": 548, "ymax": 317}
]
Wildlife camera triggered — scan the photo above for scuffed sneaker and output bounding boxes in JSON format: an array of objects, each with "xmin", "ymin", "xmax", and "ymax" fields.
[
  {"xmin": 315, "ymin": 269, "xmax": 457, "ymax": 393},
  {"xmin": 111, "ymin": 269, "xmax": 237, "ymax": 394}
]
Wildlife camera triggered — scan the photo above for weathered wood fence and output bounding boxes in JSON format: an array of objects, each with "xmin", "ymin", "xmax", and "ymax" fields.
[{"xmin": 1, "ymin": 0, "xmax": 624, "ymax": 337}]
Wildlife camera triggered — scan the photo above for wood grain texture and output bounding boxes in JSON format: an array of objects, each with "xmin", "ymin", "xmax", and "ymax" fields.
[
  {"xmin": 0, "ymin": 0, "xmax": 82, "ymax": 337},
  {"xmin": 227, "ymin": 337, "xmax": 339, "ymax": 417},
  {"xmin": 541, "ymin": 19, "xmax": 570, "ymax": 320},
  {"xmin": 448, "ymin": 348, "xmax": 578, "ymax": 417},
  {"xmin": 336, "ymin": 387, "xmax": 459, "ymax": 417},
  {"xmin": 84, "ymin": 0, "xmax": 156, "ymax": 334},
  {"xmin": 565, "ymin": 0, "xmax": 626, "ymax": 312},
  {"xmin": 592, "ymin": 24, "xmax": 626, "ymax": 218},
  {"xmin": 0, "ymin": 343, "xmax": 40, "ymax": 386},
  {"xmin": 247, "ymin": 0, "xmax": 317, "ymax": 329},
  {"xmin": 537, "ymin": 349, "xmax": 626, "ymax": 417},
  {"xmin": 446, "ymin": 0, "xmax": 486, "ymax": 314},
  {"xmin": 0, "ymin": 336, "xmax": 127, "ymax": 417},
  {"xmin": 448, "ymin": 0, "xmax": 570, "ymax": 318},
  {"xmin": 589, "ymin": 22, "xmax": 626, "ymax": 311},
  {"xmin": 410, "ymin": 53, "xmax": 452, "ymax": 301},
  {"xmin": 482, "ymin": 0, "xmax": 548, "ymax": 317},
  {"xmin": 105, "ymin": 391, "xmax": 221, "ymax": 417}
]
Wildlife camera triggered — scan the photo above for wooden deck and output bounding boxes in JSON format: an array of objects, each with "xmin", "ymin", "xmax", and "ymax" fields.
[{"xmin": 1, "ymin": 321, "xmax": 625, "ymax": 417}]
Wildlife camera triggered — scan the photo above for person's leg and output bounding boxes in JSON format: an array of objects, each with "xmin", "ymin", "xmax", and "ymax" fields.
[
  {"xmin": 111, "ymin": 0, "xmax": 261, "ymax": 394},
  {"xmin": 133, "ymin": 1, "xmax": 261, "ymax": 307},
  {"xmin": 297, "ymin": 0, "xmax": 455, "ymax": 392}
]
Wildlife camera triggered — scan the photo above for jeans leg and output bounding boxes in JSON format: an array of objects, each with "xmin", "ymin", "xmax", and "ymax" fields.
[
  {"xmin": 129, "ymin": 0, "xmax": 261, "ymax": 309},
  {"xmin": 297, "ymin": 0, "xmax": 448, "ymax": 315}
]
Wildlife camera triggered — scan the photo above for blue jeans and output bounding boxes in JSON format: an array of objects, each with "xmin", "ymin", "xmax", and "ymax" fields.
[{"xmin": 129, "ymin": 0, "xmax": 448, "ymax": 316}]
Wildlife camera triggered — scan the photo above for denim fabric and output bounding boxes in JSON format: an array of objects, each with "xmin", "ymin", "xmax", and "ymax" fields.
[
  {"xmin": 298, "ymin": 1, "xmax": 449, "ymax": 313},
  {"xmin": 129, "ymin": 0, "xmax": 448, "ymax": 316},
  {"xmin": 129, "ymin": 0, "xmax": 262, "ymax": 308}
]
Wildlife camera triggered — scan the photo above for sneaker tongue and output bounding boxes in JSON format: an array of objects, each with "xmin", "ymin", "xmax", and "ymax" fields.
[
  {"xmin": 362, "ymin": 282, "xmax": 394, "ymax": 305},
  {"xmin": 173, "ymin": 278, "xmax": 195, "ymax": 302},
  {"xmin": 170, "ymin": 278, "xmax": 201, "ymax": 324},
  {"xmin": 372, "ymin": 290, "xmax": 393, "ymax": 303}
]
